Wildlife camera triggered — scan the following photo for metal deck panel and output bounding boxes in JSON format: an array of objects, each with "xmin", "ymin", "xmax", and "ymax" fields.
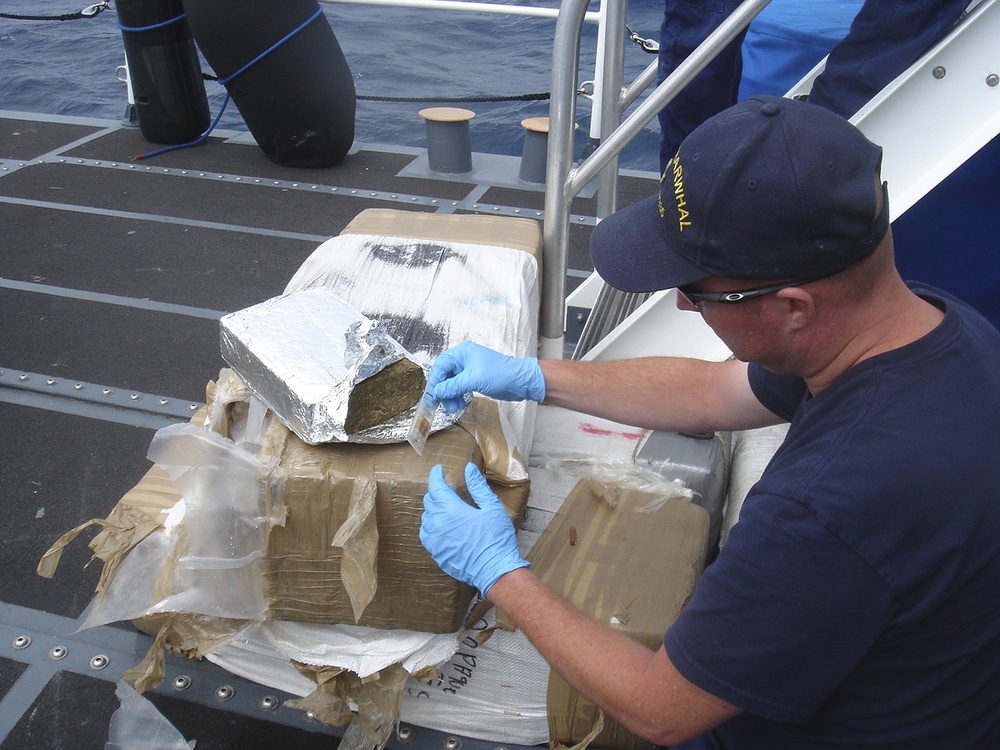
[{"xmin": 0, "ymin": 105, "xmax": 656, "ymax": 748}]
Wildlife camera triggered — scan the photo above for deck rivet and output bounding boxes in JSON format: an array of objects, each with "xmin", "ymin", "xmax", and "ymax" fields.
[
  {"xmin": 90, "ymin": 654, "xmax": 109, "ymax": 670},
  {"xmin": 129, "ymin": 393, "xmax": 142, "ymax": 401},
  {"xmin": 172, "ymin": 675, "xmax": 192, "ymax": 691},
  {"xmin": 45, "ymin": 378, "xmax": 57, "ymax": 386},
  {"xmin": 49, "ymin": 645, "xmax": 68, "ymax": 660},
  {"xmin": 17, "ymin": 374, "xmax": 30, "ymax": 382},
  {"xmin": 397, "ymin": 725, "xmax": 415, "ymax": 743},
  {"xmin": 932, "ymin": 66, "xmax": 946, "ymax": 79},
  {"xmin": 158, "ymin": 398, "xmax": 170, "ymax": 406},
  {"xmin": 101, "ymin": 388, "xmax": 113, "ymax": 396},
  {"xmin": 215, "ymin": 685, "xmax": 235, "ymax": 702},
  {"xmin": 73, "ymin": 383, "xmax": 85, "ymax": 390},
  {"xmin": 443, "ymin": 737, "xmax": 462, "ymax": 750},
  {"xmin": 188, "ymin": 403, "xmax": 200, "ymax": 411},
  {"xmin": 13, "ymin": 635, "xmax": 31, "ymax": 649},
  {"xmin": 259, "ymin": 696, "xmax": 279, "ymax": 712},
  {"xmin": 987, "ymin": 73, "xmax": 999, "ymax": 87}
]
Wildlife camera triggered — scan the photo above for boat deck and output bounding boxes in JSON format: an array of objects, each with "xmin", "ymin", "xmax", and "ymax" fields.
[{"xmin": 0, "ymin": 110, "xmax": 658, "ymax": 749}]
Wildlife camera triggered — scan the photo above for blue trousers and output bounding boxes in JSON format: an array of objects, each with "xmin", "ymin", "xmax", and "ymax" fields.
[{"xmin": 657, "ymin": 0, "xmax": 971, "ymax": 173}]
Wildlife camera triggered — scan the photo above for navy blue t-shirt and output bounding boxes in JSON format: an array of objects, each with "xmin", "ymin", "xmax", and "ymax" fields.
[{"xmin": 666, "ymin": 285, "xmax": 1000, "ymax": 749}]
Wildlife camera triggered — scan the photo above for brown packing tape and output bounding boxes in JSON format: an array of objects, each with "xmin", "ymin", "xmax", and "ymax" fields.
[
  {"xmin": 288, "ymin": 662, "xmax": 410, "ymax": 750},
  {"xmin": 262, "ymin": 413, "xmax": 486, "ymax": 632},
  {"xmin": 530, "ymin": 480, "xmax": 710, "ymax": 750}
]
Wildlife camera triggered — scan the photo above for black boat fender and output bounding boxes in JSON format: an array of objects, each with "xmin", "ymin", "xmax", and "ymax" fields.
[
  {"xmin": 116, "ymin": 0, "xmax": 210, "ymax": 145},
  {"xmin": 182, "ymin": 0, "xmax": 356, "ymax": 168}
]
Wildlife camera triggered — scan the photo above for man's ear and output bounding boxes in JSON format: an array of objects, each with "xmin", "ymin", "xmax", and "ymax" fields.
[{"xmin": 776, "ymin": 287, "xmax": 815, "ymax": 330}]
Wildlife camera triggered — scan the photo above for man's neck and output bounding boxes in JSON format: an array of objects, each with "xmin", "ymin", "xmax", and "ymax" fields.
[{"xmin": 804, "ymin": 284, "xmax": 945, "ymax": 395}]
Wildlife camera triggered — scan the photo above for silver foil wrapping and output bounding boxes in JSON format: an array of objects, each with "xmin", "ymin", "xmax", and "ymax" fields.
[{"xmin": 220, "ymin": 287, "xmax": 427, "ymax": 444}]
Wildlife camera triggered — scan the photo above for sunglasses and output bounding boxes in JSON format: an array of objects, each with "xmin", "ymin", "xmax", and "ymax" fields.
[{"xmin": 677, "ymin": 277, "xmax": 827, "ymax": 307}]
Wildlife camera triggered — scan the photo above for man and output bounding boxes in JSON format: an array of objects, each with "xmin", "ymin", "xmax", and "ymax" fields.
[
  {"xmin": 419, "ymin": 96, "xmax": 1000, "ymax": 747},
  {"xmin": 656, "ymin": 0, "xmax": 971, "ymax": 173}
]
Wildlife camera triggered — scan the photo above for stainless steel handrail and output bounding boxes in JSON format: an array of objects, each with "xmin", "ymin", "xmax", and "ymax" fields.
[{"xmin": 540, "ymin": 0, "xmax": 772, "ymax": 359}]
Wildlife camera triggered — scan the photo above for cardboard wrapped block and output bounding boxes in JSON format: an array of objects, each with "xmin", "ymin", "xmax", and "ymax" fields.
[
  {"xmin": 529, "ymin": 480, "xmax": 710, "ymax": 750},
  {"xmin": 50, "ymin": 372, "xmax": 529, "ymax": 636},
  {"xmin": 262, "ymin": 413, "xmax": 529, "ymax": 633}
]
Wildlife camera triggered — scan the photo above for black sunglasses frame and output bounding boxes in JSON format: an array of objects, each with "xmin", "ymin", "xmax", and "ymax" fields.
[{"xmin": 677, "ymin": 277, "xmax": 826, "ymax": 306}]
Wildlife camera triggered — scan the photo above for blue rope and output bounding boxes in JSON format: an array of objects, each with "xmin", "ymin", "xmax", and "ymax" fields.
[
  {"xmin": 132, "ymin": 93, "xmax": 231, "ymax": 161},
  {"xmin": 132, "ymin": 6, "xmax": 324, "ymax": 161},
  {"xmin": 117, "ymin": 13, "xmax": 186, "ymax": 33},
  {"xmin": 218, "ymin": 6, "xmax": 324, "ymax": 85}
]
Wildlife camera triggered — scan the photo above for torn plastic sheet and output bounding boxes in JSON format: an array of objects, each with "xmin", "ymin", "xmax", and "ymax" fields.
[
  {"xmin": 220, "ymin": 287, "xmax": 431, "ymax": 444},
  {"xmin": 105, "ymin": 680, "xmax": 195, "ymax": 750},
  {"xmin": 530, "ymin": 454, "xmax": 695, "ymax": 508},
  {"xmin": 206, "ymin": 606, "xmax": 551, "ymax": 746}
]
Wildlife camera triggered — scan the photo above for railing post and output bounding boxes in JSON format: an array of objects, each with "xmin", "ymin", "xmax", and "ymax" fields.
[{"xmin": 540, "ymin": 0, "xmax": 590, "ymax": 359}]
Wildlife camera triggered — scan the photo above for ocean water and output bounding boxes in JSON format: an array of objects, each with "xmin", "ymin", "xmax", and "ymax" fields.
[{"xmin": 0, "ymin": 0, "xmax": 665, "ymax": 171}]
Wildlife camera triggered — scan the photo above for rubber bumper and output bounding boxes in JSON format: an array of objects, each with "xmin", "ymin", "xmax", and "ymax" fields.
[
  {"xmin": 117, "ymin": 0, "xmax": 211, "ymax": 144},
  {"xmin": 183, "ymin": 0, "xmax": 356, "ymax": 167}
]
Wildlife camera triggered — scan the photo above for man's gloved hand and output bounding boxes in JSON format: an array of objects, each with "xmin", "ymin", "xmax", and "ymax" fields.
[
  {"xmin": 427, "ymin": 341, "xmax": 545, "ymax": 414},
  {"xmin": 420, "ymin": 463, "xmax": 531, "ymax": 597}
]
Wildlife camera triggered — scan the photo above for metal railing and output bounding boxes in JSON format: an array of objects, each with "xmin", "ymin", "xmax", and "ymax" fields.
[{"xmin": 539, "ymin": 0, "xmax": 773, "ymax": 359}]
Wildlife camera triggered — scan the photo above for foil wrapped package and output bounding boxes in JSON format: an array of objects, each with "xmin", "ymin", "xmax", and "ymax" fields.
[{"xmin": 220, "ymin": 287, "xmax": 426, "ymax": 444}]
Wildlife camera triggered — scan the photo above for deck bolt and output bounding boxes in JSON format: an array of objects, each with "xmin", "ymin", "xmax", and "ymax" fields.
[
  {"xmin": 101, "ymin": 388, "xmax": 113, "ymax": 396},
  {"xmin": 987, "ymin": 73, "xmax": 999, "ymax": 87},
  {"xmin": 90, "ymin": 654, "xmax": 109, "ymax": 670},
  {"xmin": 397, "ymin": 725, "xmax": 415, "ymax": 743},
  {"xmin": 73, "ymin": 383, "xmax": 85, "ymax": 390},
  {"xmin": 13, "ymin": 635, "xmax": 31, "ymax": 649},
  {"xmin": 215, "ymin": 685, "xmax": 235, "ymax": 702},
  {"xmin": 49, "ymin": 645, "xmax": 68, "ymax": 660},
  {"xmin": 443, "ymin": 737, "xmax": 462, "ymax": 750},
  {"xmin": 158, "ymin": 398, "xmax": 170, "ymax": 406},
  {"xmin": 172, "ymin": 675, "xmax": 192, "ymax": 691},
  {"xmin": 188, "ymin": 403, "xmax": 200, "ymax": 411},
  {"xmin": 129, "ymin": 393, "xmax": 142, "ymax": 401},
  {"xmin": 259, "ymin": 696, "xmax": 279, "ymax": 712},
  {"xmin": 45, "ymin": 378, "xmax": 57, "ymax": 386},
  {"xmin": 932, "ymin": 66, "xmax": 946, "ymax": 79},
  {"xmin": 17, "ymin": 374, "xmax": 30, "ymax": 382}
]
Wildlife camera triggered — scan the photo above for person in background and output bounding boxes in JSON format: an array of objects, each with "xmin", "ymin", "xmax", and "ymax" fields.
[
  {"xmin": 419, "ymin": 96, "xmax": 1000, "ymax": 748},
  {"xmin": 656, "ymin": 0, "xmax": 972, "ymax": 173}
]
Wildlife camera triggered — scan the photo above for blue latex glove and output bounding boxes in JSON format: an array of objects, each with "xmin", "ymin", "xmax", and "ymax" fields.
[
  {"xmin": 427, "ymin": 341, "xmax": 545, "ymax": 414},
  {"xmin": 420, "ymin": 463, "xmax": 531, "ymax": 596}
]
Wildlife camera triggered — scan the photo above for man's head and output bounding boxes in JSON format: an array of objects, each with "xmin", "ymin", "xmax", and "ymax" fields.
[{"xmin": 590, "ymin": 96, "xmax": 889, "ymax": 293}]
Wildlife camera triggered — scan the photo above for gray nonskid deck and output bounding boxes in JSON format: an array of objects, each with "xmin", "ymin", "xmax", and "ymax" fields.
[{"xmin": 0, "ymin": 110, "xmax": 658, "ymax": 748}]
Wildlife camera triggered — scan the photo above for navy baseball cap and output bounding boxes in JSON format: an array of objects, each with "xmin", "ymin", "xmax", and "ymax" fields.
[{"xmin": 590, "ymin": 95, "xmax": 889, "ymax": 293}]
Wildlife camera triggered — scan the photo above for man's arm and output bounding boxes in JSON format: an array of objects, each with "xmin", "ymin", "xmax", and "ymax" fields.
[
  {"xmin": 540, "ymin": 356, "xmax": 781, "ymax": 433},
  {"xmin": 420, "ymin": 464, "xmax": 742, "ymax": 746},
  {"xmin": 488, "ymin": 568, "xmax": 742, "ymax": 745},
  {"xmin": 428, "ymin": 342, "xmax": 784, "ymax": 434}
]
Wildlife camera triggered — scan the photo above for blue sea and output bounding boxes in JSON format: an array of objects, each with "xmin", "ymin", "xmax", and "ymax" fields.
[{"xmin": 0, "ymin": 0, "xmax": 666, "ymax": 170}]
